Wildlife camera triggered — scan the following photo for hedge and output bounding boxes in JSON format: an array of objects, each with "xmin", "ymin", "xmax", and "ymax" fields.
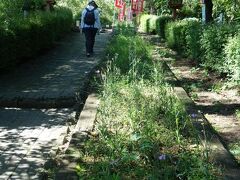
[
  {"xmin": 184, "ymin": 20, "xmax": 202, "ymax": 61},
  {"xmin": 0, "ymin": 7, "xmax": 73, "ymax": 70},
  {"xmin": 139, "ymin": 14, "xmax": 172, "ymax": 36},
  {"xmin": 200, "ymin": 24, "xmax": 237, "ymax": 73},
  {"xmin": 165, "ymin": 18, "xmax": 199, "ymax": 55},
  {"xmin": 130, "ymin": 13, "xmax": 239, "ymax": 84},
  {"xmin": 156, "ymin": 15, "xmax": 172, "ymax": 38},
  {"xmin": 224, "ymin": 33, "xmax": 240, "ymax": 84},
  {"xmin": 140, "ymin": 15, "xmax": 240, "ymax": 83},
  {"xmin": 138, "ymin": 14, "xmax": 154, "ymax": 33}
]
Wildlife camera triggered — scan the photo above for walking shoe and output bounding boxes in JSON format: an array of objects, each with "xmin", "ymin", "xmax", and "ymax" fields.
[{"xmin": 86, "ymin": 53, "xmax": 90, "ymax": 57}]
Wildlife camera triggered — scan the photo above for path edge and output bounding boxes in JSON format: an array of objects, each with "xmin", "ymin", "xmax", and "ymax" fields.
[{"xmin": 164, "ymin": 61, "xmax": 240, "ymax": 179}]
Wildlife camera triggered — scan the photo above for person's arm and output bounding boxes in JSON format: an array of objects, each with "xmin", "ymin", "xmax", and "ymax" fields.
[
  {"xmin": 94, "ymin": 9, "xmax": 101, "ymax": 32},
  {"xmin": 80, "ymin": 9, "xmax": 86, "ymax": 33}
]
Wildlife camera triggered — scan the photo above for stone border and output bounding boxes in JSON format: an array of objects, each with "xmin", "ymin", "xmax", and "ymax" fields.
[
  {"xmin": 173, "ymin": 86, "xmax": 240, "ymax": 179},
  {"xmin": 166, "ymin": 64, "xmax": 240, "ymax": 179},
  {"xmin": 54, "ymin": 93, "xmax": 99, "ymax": 180},
  {"xmin": 151, "ymin": 39, "xmax": 240, "ymax": 178}
]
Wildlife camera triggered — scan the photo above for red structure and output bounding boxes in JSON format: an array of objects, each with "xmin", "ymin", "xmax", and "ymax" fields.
[
  {"xmin": 131, "ymin": 0, "xmax": 144, "ymax": 14},
  {"xmin": 115, "ymin": 0, "xmax": 123, "ymax": 8},
  {"xmin": 118, "ymin": 2, "xmax": 126, "ymax": 21}
]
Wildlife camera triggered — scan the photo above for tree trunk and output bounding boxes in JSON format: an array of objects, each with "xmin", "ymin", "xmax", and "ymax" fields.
[{"xmin": 205, "ymin": 0, "xmax": 213, "ymax": 23}]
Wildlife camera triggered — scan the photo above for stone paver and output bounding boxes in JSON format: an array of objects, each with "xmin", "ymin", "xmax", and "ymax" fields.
[
  {"xmin": 75, "ymin": 93, "xmax": 99, "ymax": 132},
  {"xmin": 0, "ymin": 31, "xmax": 111, "ymax": 179},
  {"xmin": 55, "ymin": 93, "xmax": 99, "ymax": 180},
  {"xmin": 0, "ymin": 108, "xmax": 73, "ymax": 179}
]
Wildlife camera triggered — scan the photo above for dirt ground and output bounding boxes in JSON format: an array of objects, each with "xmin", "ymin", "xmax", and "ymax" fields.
[
  {"xmin": 168, "ymin": 57, "xmax": 240, "ymax": 164},
  {"xmin": 145, "ymin": 33, "xmax": 240, "ymax": 164},
  {"xmin": 141, "ymin": 34, "xmax": 240, "ymax": 167}
]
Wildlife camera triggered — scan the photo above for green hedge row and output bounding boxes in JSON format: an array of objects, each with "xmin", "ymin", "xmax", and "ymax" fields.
[
  {"xmin": 224, "ymin": 33, "xmax": 240, "ymax": 83},
  {"xmin": 141, "ymin": 14, "xmax": 240, "ymax": 83},
  {"xmin": 200, "ymin": 24, "xmax": 237, "ymax": 73},
  {"xmin": 138, "ymin": 14, "xmax": 155, "ymax": 33},
  {"xmin": 0, "ymin": 7, "xmax": 73, "ymax": 70},
  {"xmin": 165, "ymin": 18, "xmax": 201, "ymax": 58},
  {"xmin": 139, "ymin": 14, "xmax": 172, "ymax": 38},
  {"xmin": 156, "ymin": 15, "xmax": 172, "ymax": 38},
  {"xmin": 163, "ymin": 19, "xmax": 239, "ymax": 83}
]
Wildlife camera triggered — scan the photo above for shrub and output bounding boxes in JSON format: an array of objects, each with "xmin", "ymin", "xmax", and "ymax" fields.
[
  {"xmin": 184, "ymin": 20, "xmax": 202, "ymax": 61},
  {"xmin": 139, "ymin": 14, "xmax": 159, "ymax": 34},
  {"xmin": 165, "ymin": 20, "xmax": 189, "ymax": 53},
  {"xmin": 0, "ymin": 7, "xmax": 73, "ymax": 70},
  {"xmin": 114, "ymin": 24, "xmax": 136, "ymax": 36},
  {"xmin": 179, "ymin": 2, "xmax": 201, "ymax": 19},
  {"xmin": 200, "ymin": 23, "xmax": 237, "ymax": 73},
  {"xmin": 138, "ymin": 14, "xmax": 151, "ymax": 33},
  {"xmin": 156, "ymin": 15, "xmax": 172, "ymax": 39},
  {"xmin": 223, "ymin": 33, "xmax": 240, "ymax": 84},
  {"xmin": 0, "ymin": 27, "xmax": 16, "ymax": 68},
  {"xmin": 100, "ymin": 16, "xmax": 112, "ymax": 27},
  {"xmin": 148, "ymin": 15, "xmax": 160, "ymax": 34}
]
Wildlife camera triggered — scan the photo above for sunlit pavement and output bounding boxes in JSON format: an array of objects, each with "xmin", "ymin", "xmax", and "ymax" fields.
[{"xmin": 0, "ymin": 30, "xmax": 111, "ymax": 179}]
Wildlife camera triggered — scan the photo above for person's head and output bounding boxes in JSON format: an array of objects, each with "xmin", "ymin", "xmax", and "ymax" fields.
[{"xmin": 88, "ymin": 0, "xmax": 98, "ymax": 8}]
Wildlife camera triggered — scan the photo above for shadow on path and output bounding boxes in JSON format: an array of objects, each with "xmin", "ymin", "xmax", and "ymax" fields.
[
  {"xmin": 0, "ymin": 108, "xmax": 73, "ymax": 179},
  {"xmin": 0, "ymin": 30, "xmax": 111, "ymax": 178},
  {"xmin": 0, "ymin": 31, "xmax": 111, "ymax": 107}
]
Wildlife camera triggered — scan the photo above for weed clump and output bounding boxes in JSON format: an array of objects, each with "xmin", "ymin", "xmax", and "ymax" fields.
[{"xmin": 76, "ymin": 26, "xmax": 219, "ymax": 179}]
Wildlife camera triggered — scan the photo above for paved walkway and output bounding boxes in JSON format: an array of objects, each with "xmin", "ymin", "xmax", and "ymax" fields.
[
  {"xmin": 0, "ymin": 31, "xmax": 110, "ymax": 107},
  {"xmin": 0, "ymin": 30, "xmax": 111, "ymax": 179}
]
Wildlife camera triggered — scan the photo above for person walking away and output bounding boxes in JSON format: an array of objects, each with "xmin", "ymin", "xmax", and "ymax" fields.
[{"xmin": 80, "ymin": 0, "xmax": 101, "ymax": 57}]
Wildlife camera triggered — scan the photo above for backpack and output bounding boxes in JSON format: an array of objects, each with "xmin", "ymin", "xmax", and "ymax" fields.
[{"xmin": 84, "ymin": 8, "xmax": 96, "ymax": 26}]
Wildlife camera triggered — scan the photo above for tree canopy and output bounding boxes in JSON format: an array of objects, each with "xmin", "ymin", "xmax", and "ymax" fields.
[
  {"xmin": 0, "ymin": 0, "xmax": 239, "ymax": 23},
  {"xmin": 144, "ymin": 0, "xmax": 240, "ymax": 22}
]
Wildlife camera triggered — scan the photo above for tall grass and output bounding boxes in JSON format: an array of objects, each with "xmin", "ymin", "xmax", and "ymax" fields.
[{"xmin": 76, "ymin": 26, "xmax": 218, "ymax": 179}]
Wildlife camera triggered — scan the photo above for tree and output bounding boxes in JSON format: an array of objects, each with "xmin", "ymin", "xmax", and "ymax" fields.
[
  {"xmin": 213, "ymin": 0, "xmax": 240, "ymax": 22},
  {"xmin": 205, "ymin": 0, "xmax": 213, "ymax": 23}
]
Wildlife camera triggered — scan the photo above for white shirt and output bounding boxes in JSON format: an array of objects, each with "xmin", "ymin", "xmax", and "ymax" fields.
[{"xmin": 80, "ymin": 5, "xmax": 101, "ymax": 29}]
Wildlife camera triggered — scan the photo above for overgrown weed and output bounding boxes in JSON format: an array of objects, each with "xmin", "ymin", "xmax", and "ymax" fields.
[{"xmin": 76, "ymin": 26, "xmax": 219, "ymax": 179}]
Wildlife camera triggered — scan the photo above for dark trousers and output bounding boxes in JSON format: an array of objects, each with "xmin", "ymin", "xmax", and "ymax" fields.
[{"xmin": 83, "ymin": 28, "xmax": 98, "ymax": 54}]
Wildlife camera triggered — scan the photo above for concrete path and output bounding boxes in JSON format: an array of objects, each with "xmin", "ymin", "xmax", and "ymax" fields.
[
  {"xmin": 0, "ymin": 31, "xmax": 110, "ymax": 107},
  {"xmin": 0, "ymin": 31, "xmax": 111, "ymax": 179}
]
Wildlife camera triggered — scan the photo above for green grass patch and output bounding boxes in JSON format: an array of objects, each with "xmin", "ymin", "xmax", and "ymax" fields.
[
  {"xmin": 229, "ymin": 142, "xmax": 240, "ymax": 164},
  {"xmin": 75, "ymin": 27, "xmax": 219, "ymax": 179}
]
